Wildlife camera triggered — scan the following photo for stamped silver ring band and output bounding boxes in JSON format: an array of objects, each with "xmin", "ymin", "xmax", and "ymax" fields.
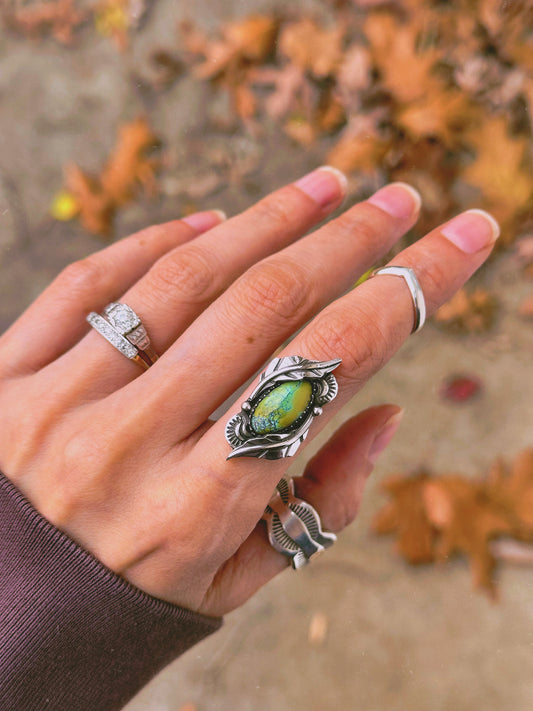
[
  {"xmin": 370, "ymin": 266, "xmax": 426, "ymax": 333},
  {"xmin": 87, "ymin": 302, "xmax": 159, "ymax": 370},
  {"xmin": 263, "ymin": 479, "xmax": 336, "ymax": 569}
]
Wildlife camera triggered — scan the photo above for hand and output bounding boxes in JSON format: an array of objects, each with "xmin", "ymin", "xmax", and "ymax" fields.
[{"xmin": 0, "ymin": 168, "xmax": 499, "ymax": 616}]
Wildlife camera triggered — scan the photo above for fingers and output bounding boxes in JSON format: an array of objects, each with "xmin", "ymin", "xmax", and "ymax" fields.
[
  {"xmin": 126, "ymin": 182, "xmax": 421, "ymax": 437},
  {"xmin": 52, "ymin": 167, "xmax": 348, "ymax": 394},
  {"xmin": 198, "ymin": 405, "xmax": 401, "ymax": 616},
  {"xmin": 0, "ymin": 211, "xmax": 225, "ymax": 376}
]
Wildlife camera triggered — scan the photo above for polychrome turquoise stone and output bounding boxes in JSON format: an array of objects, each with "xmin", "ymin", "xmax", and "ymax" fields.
[{"xmin": 250, "ymin": 380, "xmax": 313, "ymax": 435}]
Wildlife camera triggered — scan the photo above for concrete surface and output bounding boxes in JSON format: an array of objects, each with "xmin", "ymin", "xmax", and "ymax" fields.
[{"xmin": 1, "ymin": 3, "xmax": 533, "ymax": 710}]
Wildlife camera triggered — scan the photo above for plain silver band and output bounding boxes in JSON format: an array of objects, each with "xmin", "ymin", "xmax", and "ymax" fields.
[{"xmin": 371, "ymin": 266, "xmax": 426, "ymax": 333}]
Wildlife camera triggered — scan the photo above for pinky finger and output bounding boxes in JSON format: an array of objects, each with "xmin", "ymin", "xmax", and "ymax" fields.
[{"xmin": 199, "ymin": 404, "xmax": 402, "ymax": 617}]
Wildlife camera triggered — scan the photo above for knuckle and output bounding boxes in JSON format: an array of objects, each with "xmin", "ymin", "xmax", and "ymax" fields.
[
  {"xmin": 307, "ymin": 309, "xmax": 387, "ymax": 385},
  {"xmin": 148, "ymin": 246, "xmax": 216, "ymax": 305},
  {"xmin": 250, "ymin": 192, "xmax": 296, "ymax": 232},
  {"xmin": 58, "ymin": 258, "xmax": 106, "ymax": 295},
  {"xmin": 236, "ymin": 259, "xmax": 311, "ymax": 326},
  {"xmin": 335, "ymin": 209, "xmax": 377, "ymax": 245}
]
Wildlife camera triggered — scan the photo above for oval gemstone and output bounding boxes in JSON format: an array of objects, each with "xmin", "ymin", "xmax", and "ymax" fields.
[{"xmin": 250, "ymin": 380, "xmax": 313, "ymax": 435}]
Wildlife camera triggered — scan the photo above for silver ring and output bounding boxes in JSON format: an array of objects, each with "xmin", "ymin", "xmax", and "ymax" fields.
[
  {"xmin": 87, "ymin": 302, "xmax": 159, "ymax": 370},
  {"xmin": 371, "ymin": 266, "xmax": 426, "ymax": 333},
  {"xmin": 225, "ymin": 355, "xmax": 341, "ymax": 460},
  {"xmin": 262, "ymin": 479, "xmax": 336, "ymax": 569}
]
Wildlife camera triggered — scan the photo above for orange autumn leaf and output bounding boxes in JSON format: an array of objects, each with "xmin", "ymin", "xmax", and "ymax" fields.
[
  {"xmin": 374, "ymin": 450, "xmax": 533, "ymax": 598},
  {"xmin": 59, "ymin": 118, "xmax": 160, "ymax": 236},
  {"xmin": 364, "ymin": 13, "xmax": 441, "ymax": 104},
  {"xmin": 278, "ymin": 18, "xmax": 346, "ymax": 78},
  {"xmin": 372, "ymin": 473, "xmax": 436, "ymax": 564},
  {"xmin": 3, "ymin": 0, "xmax": 88, "ymax": 44},
  {"xmin": 462, "ymin": 117, "xmax": 533, "ymax": 236},
  {"xmin": 423, "ymin": 477, "xmax": 513, "ymax": 597}
]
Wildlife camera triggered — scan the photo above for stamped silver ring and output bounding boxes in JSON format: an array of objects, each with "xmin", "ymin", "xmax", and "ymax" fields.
[
  {"xmin": 370, "ymin": 266, "xmax": 426, "ymax": 333},
  {"xmin": 263, "ymin": 478, "xmax": 336, "ymax": 569},
  {"xmin": 225, "ymin": 355, "xmax": 341, "ymax": 460},
  {"xmin": 87, "ymin": 302, "xmax": 159, "ymax": 370}
]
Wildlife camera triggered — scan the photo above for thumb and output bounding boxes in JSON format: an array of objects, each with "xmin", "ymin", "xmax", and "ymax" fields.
[{"xmin": 294, "ymin": 404, "xmax": 403, "ymax": 532}]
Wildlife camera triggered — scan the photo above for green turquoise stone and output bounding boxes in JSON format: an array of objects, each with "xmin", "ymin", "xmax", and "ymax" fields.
[{"xmin": 250, "ymin": 380, "xmax": 313, "ymax": 435}]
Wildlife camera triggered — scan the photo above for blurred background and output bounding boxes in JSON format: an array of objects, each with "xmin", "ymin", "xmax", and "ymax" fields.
[{"xmin": 1, "ymin": 1, "xmax": 533, "ymax": 709}]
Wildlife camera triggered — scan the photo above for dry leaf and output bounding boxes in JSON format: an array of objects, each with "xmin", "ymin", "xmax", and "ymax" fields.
[
  {"xmin": 4, "ymin": 0, "xmax": 88, "ymax": 44},
  {"xmin": 58, "ymin": 118, "xmax": 160, "ymax": 236},
  {"xmin": 374, "ymin": 450, "xmax": 533, "ymax": 598},
  {"xmin": 278, "ymin": 18, "xmax": 345, "ymax": 79},
  {"xmin": 434, "ymin": 287, "xmax": 497, "ymax": 333},
  {"xmin": 372, "ymin": 473, "xmax": 436, "ymax": 564},
  {"xmin": 439, "ymin": 374, "xmax": 483, "ymax": 403}
]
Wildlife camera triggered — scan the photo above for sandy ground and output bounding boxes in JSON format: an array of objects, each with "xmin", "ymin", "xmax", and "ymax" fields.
[{"xmin": 1, "ymin": 2, "xmax": 533, "ymax": 710}]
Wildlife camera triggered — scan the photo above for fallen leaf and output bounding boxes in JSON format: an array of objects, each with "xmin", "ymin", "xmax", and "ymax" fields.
[
  {"xmin": 58, "ymin": 118, "xmax": 160, "ymax": 236},
  {"xmin": 433, "ymin": 287, "xmax": 497, "ymax": 333},
  {"xmin": 372, "ymin": 473, "xmax": 436, "ymax": 564},
  {"xmin": 439, "ymin": 374, "xmax": 483, "ymax": 403},
  {"xmin": 3, "ymin": 0, "xmax": 88, "ymax": 44}
]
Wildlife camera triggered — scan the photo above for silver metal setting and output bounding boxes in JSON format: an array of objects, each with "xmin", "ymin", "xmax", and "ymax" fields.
[
  {"xmin": 87, "ymin": 302, "xmax": 158, "ymax": 368},
  {"xmin": 87, "ymin": 311, "xmax": 139, "ymax": 359},
  {"xmin": 226, "ymin": 356, "xmax": 341, "ymax": 460},
  {"xmin": 371, "ymin": 266, "xmax": 426, "ymax": 333},
  {"xmin": 103, "ymin": 302, "xmax": 152, "ymax": 352},
  {"xmin": 263, "ymin": 478, "xmax": 337, "ymax": 569}
]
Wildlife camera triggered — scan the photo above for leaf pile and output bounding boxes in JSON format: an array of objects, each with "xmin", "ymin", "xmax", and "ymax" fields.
[
  {"xmin": 372, "ymin": 449, "xmax": 533, "ymax": 598},
  {"xmin": 181, "ymin": 2, "xmax": 533, "ymax": 242},
  {"xmin": 51, "ymin": 117, "xmax": 160, "ymax": 236}
]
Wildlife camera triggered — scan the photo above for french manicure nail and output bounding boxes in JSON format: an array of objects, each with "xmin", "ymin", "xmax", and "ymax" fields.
[
  {"xmin": 367, "ymin": 182, "xmax": 422, "ymax": 219},
  {"xmin": 182, "ymin": 209, "xmax": 227, "ymax": 231},
  {"xmin": 368, "ymin": 409, "xmax": 404, "ymax": 464},
  {"xmin": 441, "ymin": 209, "xmax": 500, "ymax": 253},
  {"xmin": 294, "ymin": 165, "xmax": 348, "ymax": 209}
]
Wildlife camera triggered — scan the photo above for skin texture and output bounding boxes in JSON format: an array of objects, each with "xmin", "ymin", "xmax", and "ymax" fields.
[{"xmin": 0, "ymin": 171, "xmax": 498, "ymax": 617}]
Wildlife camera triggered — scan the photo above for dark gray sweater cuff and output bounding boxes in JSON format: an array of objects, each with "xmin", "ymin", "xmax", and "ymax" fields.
[{"xmin": 0, "ymin": 472, "xmax": 222, "ymax": 711}]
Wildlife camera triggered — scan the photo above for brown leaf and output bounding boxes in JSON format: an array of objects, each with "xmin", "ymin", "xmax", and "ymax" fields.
[
  {"xmin": 462, "ymin": 117, "xmax": 533, "ymax": 241},
  {"xmin": 433, "ymin": 287, "xmax": 497, "ymax": 334},
  {"xmin": 60, "ymin": 118, "xmax": 160, "ymax": 236},
  {"xmin": 4, "ymin": 0, "xmax": 88, "ymax": 44},
  {"xmin": 364, "ymin": 14, "xmax": 441, "ymax": 104},
  {"xmin": 278, "ymin": 18, "xmax": 346, "ymax": 78},
  {"xmin": 372, "ymin": 473, "xmax": 436, "ymax": 564}
]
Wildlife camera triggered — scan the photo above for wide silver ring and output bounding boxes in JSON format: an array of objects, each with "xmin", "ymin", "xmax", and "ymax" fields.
[
  {"xmin": 87, "ymin": 302, "xmax": 159, "ymax": 370},
  {"xmin": 371, "ymin": 266, "xmax": 426, "ymax": 333},
  {"xmin": 225, "ymin": 355, "xmax": 341, "ymax": 460},
  {"xmin": 262, "ymin": 479, "xmax": 336, "ymax": 569}
]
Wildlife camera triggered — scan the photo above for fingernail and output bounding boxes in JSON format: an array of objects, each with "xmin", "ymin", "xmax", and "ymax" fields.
[
  {"xmin": 441, "ymin": 209, "xmax": 500, "ymax": 253},
  {"xmin": 368, "ymin": 408, "xmax": 404, "ymax": 464},
  {"xmin": 182, "ymin": 209, "xmax": 227, "ymax": 231},
  {"xmin": 294, "ymin": 165, "xmax": 348, "ymax": 208},
  {"xmin": 367, "ymin": 182, "xmax": 422, "ymax": 219}
]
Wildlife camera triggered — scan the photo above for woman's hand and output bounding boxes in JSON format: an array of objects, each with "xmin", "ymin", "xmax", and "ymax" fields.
[{"xmin": 0, "ymin": 168, "xmax": 499, "ymax": 617}]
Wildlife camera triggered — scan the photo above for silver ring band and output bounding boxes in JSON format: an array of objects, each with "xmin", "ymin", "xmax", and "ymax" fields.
[
  {"xmin": 262, "ymin": 479, "xmax": 336, "ymax": 569},
  {"xmin": 371, "ymin": 266, "xmax": 426, "ymax": 333}
]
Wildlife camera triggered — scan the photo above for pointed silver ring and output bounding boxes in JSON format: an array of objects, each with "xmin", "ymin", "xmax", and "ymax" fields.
[{"xmin": 370, "ymin": 266, "xmax": 426, "ymax": 333}]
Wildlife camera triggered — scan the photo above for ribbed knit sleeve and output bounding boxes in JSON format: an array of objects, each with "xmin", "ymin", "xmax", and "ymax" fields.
[{"xmin": 0, "ymin": 472, "xmax": 222, "ymax": 711}]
